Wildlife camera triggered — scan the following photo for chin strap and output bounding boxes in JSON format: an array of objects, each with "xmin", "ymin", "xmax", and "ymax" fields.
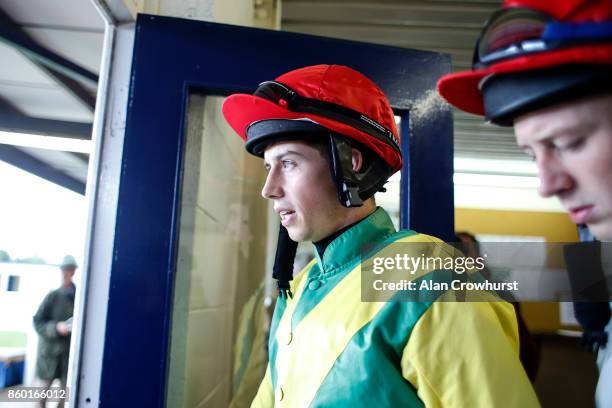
[
  {"xmin": 328, "ymin": 133, "xmax": 363, "ymax": 207},
  {"xmin": 327, "ymin": 133, "xmax": 394, "ymax": 207},
  {"xmin": 574, "ymin": 302, "xmax": 610, "ymax": 351},
  {"xmin": 273, "ymin": 225, "xmax": 298, "ymax": 299},
  {"xmin": 564, "ymin": 239, "xmax": 611, "ymax": 352}
]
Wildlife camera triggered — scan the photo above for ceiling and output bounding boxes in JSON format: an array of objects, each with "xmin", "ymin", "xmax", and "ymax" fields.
[
  {"xmin": 281, "ymin": 0, "xmax": 525, "ymax": 162},
  {"xmin": 0, "ymin": 0, "xmax": 104, "ymax": 194},
  {"xmin": 0, "ymin": 0, "xmax": 530, "ymax": 197}
]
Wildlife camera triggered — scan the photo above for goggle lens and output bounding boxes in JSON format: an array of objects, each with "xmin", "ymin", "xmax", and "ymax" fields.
[
  {"xmin": 474, "ymin": 8, "xmax": 552, "ymax": 67},
  {"xmin": 253, "ymin": 81, "xmax": 291, "ymax": 102}
]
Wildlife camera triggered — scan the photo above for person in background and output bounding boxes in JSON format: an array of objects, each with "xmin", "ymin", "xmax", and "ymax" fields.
[
  {"xmin": 456, "ymin": 231, "xmax": 541, "ymax": 382},
  {"xmin": 33, "ymin": 255, "xmax": 77, "ymax": 408},
  {"xmin": 437, "ymin": 0, "xmax": 612, "ymax": 405}
]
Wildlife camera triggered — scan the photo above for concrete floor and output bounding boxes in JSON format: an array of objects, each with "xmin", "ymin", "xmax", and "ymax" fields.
[{"xmin": 533, "ymin": 334, "xmax": 598, "ymax": 408}]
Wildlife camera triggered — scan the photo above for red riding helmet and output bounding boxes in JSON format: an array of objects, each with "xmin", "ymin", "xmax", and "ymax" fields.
[{"xmin": 222, "ymin": 64, "xmax": 401, "ymax": 171}]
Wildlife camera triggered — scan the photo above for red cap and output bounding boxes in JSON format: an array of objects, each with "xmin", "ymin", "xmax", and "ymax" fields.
[
  {"xmin": 222, "ymin": 64, "xmax": 402, "ymax": 171},
  {"xmin": 437, "ymin": 0, "xmax": 612, "ymax": 117}
]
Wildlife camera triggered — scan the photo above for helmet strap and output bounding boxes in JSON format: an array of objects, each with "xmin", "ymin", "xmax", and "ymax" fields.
[
  {"xmin": 327, "ymin": 133, "xmax": 394, "ymax": 208},
  {"xmin": 272, "ymin": 224, "xmax": 297, "ymax": 299},
  {"xmin": 328, "ymin": 133, "xmax": 364, "ymax": 208}
]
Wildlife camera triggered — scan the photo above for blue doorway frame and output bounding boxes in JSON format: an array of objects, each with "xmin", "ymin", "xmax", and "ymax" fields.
[{"xmin": 99, "ymin": 14, "xmax": 453, "ymax": 407}]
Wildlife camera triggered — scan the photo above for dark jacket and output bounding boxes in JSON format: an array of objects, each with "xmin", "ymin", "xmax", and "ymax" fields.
[{"xmin": 32, "ymin": 284, "xmax": 75, "ymax": 381}]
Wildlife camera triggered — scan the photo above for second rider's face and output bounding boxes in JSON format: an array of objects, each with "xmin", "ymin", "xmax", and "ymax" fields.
[{"xmin": 514, "ymin": 93, "xmax": 612, "ymax": 239}]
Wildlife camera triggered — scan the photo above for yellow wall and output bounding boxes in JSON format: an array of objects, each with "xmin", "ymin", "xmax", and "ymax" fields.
[
  {"xmin": 455, "ymin": 207, "xmax": 579, "ymax": 242},
  {"xmin": 455, "ymin": 207, "xmax": 580, "ymax": 333}
]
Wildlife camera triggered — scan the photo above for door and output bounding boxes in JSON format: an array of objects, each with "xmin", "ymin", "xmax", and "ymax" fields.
[{"xmin": 99, "ymin": 14, "xmax": 453, "ymax": 407}]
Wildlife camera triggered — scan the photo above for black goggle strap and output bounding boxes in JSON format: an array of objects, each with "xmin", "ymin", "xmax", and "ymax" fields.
[
  {"xmin": 254, "ymin": 81, "xmax": 401, "ymax": 156},
  {"xmin": 328, "ymin": 133, "xmax": 364, "ymax": 208},
  {"xmin": 272, "ymin": 224, "xmax": 297, "ymax": 299}
]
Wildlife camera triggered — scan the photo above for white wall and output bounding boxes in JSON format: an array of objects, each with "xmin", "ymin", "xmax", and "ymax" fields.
[{"xmin": 0, "ymin": 262, "xmax": 64, "ymax": 385}]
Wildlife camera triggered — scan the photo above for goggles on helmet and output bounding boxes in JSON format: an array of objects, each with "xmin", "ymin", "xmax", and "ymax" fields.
[
  {"xmin": 252, "ymin": 80, "xmax": 401, "ymax": 156},
  {"xmin": 473, "ymin": 7, "xmax": 612, "ymax": 69}
]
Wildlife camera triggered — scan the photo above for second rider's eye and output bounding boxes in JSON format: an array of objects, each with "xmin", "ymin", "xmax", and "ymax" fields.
[
  {"xmin": 555, "ymin": 137, "xmax": 585, "ymax": 153},
  {"xmin": 282, "ymin": 160, "xmax": 296, "ymax": 169}
]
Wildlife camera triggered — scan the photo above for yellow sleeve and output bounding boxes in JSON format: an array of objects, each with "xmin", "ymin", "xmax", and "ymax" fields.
[
  {"xmin": 250, "ymin": 364, "xmax": 274, "ymax": 408},
  {"xmin": 401, "ymin": 299, "xmax": 540, "ymax": 407}
]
